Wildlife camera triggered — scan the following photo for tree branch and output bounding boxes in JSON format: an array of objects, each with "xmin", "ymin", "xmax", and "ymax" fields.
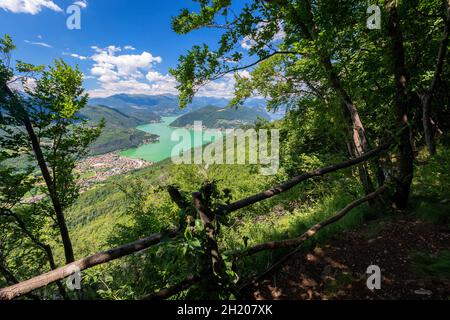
[
  {"xmin": 210, "ymin": 51, "xmax": 296, "ymax": 81},
  {"xmin": 0, "ymin": 228, "xmax": 179, "ymax": 300},
  {"xmin": 141, "ymin": 275, "xmax": 201, "ymax": 300},
  {"xmin": 238, "ymin": 186, "xmax": 387, "ymax": 258},
  {"xmin": 225, "ymin": 143, "xmax": 390, "ymax": 213}
]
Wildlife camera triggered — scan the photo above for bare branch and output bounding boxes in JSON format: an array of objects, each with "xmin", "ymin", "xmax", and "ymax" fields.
[
  {"xmin": 0, "ymin": 228, "xmax": 179, "ymax": 300},
  {"xmin": 141, "ymin": 275, "xmax": 201, "ymax": 300},
  {"xmin": 210, "ymin": 51, "xmax": 296, "ymax": 81},
  {"xmin": 225, "ymin": 143, "xmax": 390, "ymax": 213},
  {"xmin": 239, "ymin": 186, "xmax": 387, "ymax": 258}
]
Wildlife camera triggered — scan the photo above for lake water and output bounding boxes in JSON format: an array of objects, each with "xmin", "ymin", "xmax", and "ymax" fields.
[{"xmin": 121, "ymin": 116, "xmax": 209, "ymax": 163}]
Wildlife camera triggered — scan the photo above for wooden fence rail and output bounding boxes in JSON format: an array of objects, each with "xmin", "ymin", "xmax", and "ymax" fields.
[
  {"xmin": 0, "ymin": 143, "xmax": 390, "ymax": 300},
  {"xmin": 224, "ymin": 143, "xmax": 390, "ymax": 213},
  {"xmin": 0, "ymin": 229, "xmax": 179, "ymax": 300}
]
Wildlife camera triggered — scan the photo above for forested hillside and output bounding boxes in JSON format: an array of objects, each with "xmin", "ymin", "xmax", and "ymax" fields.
[
  {"xmin": 169, "ymin": 105, "xmax": 269, "ymax": 129},
  {"xmin": 80, "ymin": 105, "xmax": 159, "ymax": 155}
]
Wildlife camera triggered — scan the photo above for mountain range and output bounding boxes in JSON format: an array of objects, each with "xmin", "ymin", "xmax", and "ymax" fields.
[
  {"xmin": 169, "ymin": 105, "xmax": 270, "ymax": 129},
  {"xmin": 89, "ymin": 93, "xmax": 270, "ymax": 117}
]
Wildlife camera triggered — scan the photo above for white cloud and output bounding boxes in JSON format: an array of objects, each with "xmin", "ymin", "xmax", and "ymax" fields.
[
  {"xmin": 124, "ymin": 45, "xmax": 136, "ymax": 51},
  {"xmin": 197, "ymin": 74, "xmax": 237, "ymax": 99},
  {"xmin": 63, "ymin": 52, "xmax": 89, "ymax": 60},
  {"xmin": 241, "ymin": 38, "xmax": 255, "ymax": 50},
  {"xmin": 25, "ymin": 40, "xmax": 52, "ymax": 48},
  {"xmin": 87, "ymin": 45, "xmax": 175, "ymax": 97},
  {"xmin": 87, "ymin": 78, "xmax": 179, "ymax": 98},
  {"xmin": 91, "ymin": 46, "xmax": 162, "ymax": 81},
  {"xmin": 70, "ymin": 53, "xmax": 88, "ymax": 60},
  {"xmin": 145, "ymin": 71, "xmax": 174, "ymax": 83},
  {"xmin": 0, "ymin": 0, "xmax": 62, "ymax": 15},
  {"xmin": 86, "ymin": 45, "xmax": 246, "ymax": 99},
  {"xmin": 73, "ymin": 0, "xmax": 87, "ymax": 8}
]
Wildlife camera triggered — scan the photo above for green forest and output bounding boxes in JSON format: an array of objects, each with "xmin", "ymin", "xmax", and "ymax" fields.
[{"xmin": 1, "ymin": 0, "xmax": 450, "ymax": 302}]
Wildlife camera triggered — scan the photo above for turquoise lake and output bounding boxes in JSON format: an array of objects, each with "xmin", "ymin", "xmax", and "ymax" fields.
[{"xmin": 121, "ymin": 116, "xmax": 210, "ymax": 163}]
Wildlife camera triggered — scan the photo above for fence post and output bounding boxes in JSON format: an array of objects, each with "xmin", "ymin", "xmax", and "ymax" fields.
[{"xmin": 192, "ymin": 192, "xmax": 228, "ymax": 290}]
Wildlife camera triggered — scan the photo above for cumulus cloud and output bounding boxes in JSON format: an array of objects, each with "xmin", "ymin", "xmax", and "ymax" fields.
[
  {"xmin": 85, "ymin": 45, "xmax": 247, "ymax": 99},
  {"xmin": 0, "ymin": 0, "xmax": 62, "ymax": 15},
  {"xmin": 87, "ymin": 45, "xmax": 177, "ymax": 97},
  {"xmin": 87, "ymin": 78, "xmax": 178, "ymax": 98},
  {"xmin": 197, "ymin": 72, "xmax": 250, "ymax": 99},
  {"xmin": 7, "ymin": 76, "xmax": 37, "ymax": 93},
  {"xmin": 91, "ymin": 46, "xmax": 162, "ymax": 80}
]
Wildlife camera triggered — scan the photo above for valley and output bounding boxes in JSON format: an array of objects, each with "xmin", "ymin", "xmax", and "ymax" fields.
[{"xmin": 1, "ymin": 0, "xmax": 449, "ymax": 305}]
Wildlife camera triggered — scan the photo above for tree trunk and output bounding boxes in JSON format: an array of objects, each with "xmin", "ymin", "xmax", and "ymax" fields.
[
  {"xmin": 3, "ymin": 209, "xmax": 69, "ymax": 299},
  {"xmin": 3, "ymin": 85, "xmax": 75, "ymax": 264},
  {"xmin": 421, "ymin": 0, "xmax": 450, "ymax": 156},
  {"xmin": 339, "ymin": 90, "xmax": 375, "ymax": 196},
  {"xmin": 21, "ymin": 118, "xmax": 75, "ymax": 264},
  {"xmin": 386, "ymin": 1, "xmax": 415, "ymax": 210},
  {"xmin": 300, "ymin": 2, "xmax": 375, "ymax": 195}
]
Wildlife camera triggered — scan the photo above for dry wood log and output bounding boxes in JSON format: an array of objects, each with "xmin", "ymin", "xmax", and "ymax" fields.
[
  {"xmin": 193, "ymin": 192, "xmax": 226, "ymax": 278},
  {"xmin": 240, "ymin": 186, "xmax": 387, "ymax": 257},
  {"xmin": 226, "ymin": 144, "xmax": 390, "ymax": 213},
  {"xmin": 0, "ymin": 228, "xmax": 179, "ymax": 300}
]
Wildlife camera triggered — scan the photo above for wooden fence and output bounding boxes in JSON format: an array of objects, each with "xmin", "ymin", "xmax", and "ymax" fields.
[{"xmin": 0, "ymin": 143, "xmax": 390, "ymax": 300}]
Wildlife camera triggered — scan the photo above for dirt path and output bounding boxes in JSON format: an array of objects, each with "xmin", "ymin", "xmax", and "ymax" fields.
[{"xmin": 246, "ymin": 217, "xmax": 450, "ymax": 300}]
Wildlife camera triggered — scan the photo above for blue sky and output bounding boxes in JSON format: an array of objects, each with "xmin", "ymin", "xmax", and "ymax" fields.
[{"xmin": 0, "ymin": 0, "xmax": 251, "ymax": 98}]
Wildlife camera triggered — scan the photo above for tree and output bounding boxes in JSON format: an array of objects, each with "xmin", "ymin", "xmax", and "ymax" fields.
[
  {"xmin": 419, "ymin": 0, "xmax": 450, "ymax": 155},
  {"xmin": 170, "ymin": 0, "xmax": 449, "ymax": 209},
  {"xmin": 0, "ymin": 35, "xmax": 102, "ymax": 294}
]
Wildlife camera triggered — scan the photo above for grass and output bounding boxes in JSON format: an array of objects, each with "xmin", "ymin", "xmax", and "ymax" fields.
[
  {"xmin": 221, "ymin": 187, "xmax": 371, "ymax": 278},
  {"xmin": 79, "ymin": 171, "xmax": 96, "ymax": 180},
  {"xmin": 410, "ymin": 147, "xmax": 450, "ymax": 225},
  {"xmin": 61, "ymin": 143, "xmax": 450, "ymax": 296},
  {"xmin": 411, "ymin": 251, "xmax": 450, "ymax": 280}
]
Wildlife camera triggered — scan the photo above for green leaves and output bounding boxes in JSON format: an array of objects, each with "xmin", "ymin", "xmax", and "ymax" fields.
[
  {"xmin": 16, "ymin": 61, "xmax": 44, "ymax": 74},
  {"xmin": 172, "ymin": 0, "xmax": 232, "ymax": 34},
  {"xmin": 170, "ymin": 44, "xmax": 221, "ymax": 108},
  {"xmin": 31, "ymin": 59, "xmax": 87, "ymax": 117},
  {"xmin": 0, "ymin": 34, "xmax": 15, "ymax": 54},
  {"xmin": 0, "ymin": 36, "xmax": 103, "ymax": 297},
  {"xmin": 170, "ymin": 0, "xmax": 284, "ymax": 108}
]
